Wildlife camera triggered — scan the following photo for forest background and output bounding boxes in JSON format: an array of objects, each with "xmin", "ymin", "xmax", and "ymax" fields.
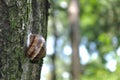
[{"xmin": 42, "ymin": 0, "xmax": 120, "ymax": 80}]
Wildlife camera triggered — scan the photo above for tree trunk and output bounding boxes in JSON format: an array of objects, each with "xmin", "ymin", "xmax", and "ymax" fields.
[
  {"xmin": 50, "ymin": 1, "xmax": 58, "ymax": 80},
  {"xmin": 0, "ymin": 0, "xmax": 49, "ymax": 80},
  {"xmin": 68, "ymin": 0, "xmax": 81, "ymax": 80}
]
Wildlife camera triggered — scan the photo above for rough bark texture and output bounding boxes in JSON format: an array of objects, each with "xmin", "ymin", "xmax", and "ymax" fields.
[
  {"xmin": 0, "ymin": 0, "xmax": 49, "ymax": 80},
  {"xmin": 68, "ymin": 0, "xmax": 81, "ymax": 80}
]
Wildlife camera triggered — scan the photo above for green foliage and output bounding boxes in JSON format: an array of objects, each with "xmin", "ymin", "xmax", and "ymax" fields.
[
  {"xmin": 80, "ymin": 0, "xmax": 120, "ymax": 79},
  {"xmin": 45, "ymin": 0, "xmax": 120, "ymax": 80}
]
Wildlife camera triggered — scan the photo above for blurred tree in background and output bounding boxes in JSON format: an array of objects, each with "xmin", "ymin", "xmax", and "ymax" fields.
[
  {"xmin": 42, "ymin": 0, "xmax": 120, "ymax": 80},
  {"xmin": 68, "ymin": 0, "xmax": 81, "ymax": 80}
]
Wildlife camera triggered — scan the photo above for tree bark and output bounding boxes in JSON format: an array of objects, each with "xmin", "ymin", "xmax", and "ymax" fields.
[
  {"xmin": 68, "ymin": 0, "xmax": 81, "ymax": 80},
  {"xmin": 0, "ymin": 0, "xmax": 49, "ymax": 80}
]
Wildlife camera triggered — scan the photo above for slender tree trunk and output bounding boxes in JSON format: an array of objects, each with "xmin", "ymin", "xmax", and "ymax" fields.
[
  {"xmin": 51, "ymin": 17, "xmax": 57, "ymax": 80},
  {"xmin": 50, "ymin": 1, "xmax": 58, "ymax": 80},
  {"xmin": 68, "ymin": 0, "xmax": 81, "ymax": 80},
  {"xmin": 0, "ymin": 0, "xmax": 49, "ymax": 80}
]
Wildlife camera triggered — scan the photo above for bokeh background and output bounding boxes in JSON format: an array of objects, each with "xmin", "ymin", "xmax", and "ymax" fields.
[{"xmin": 41, "ymin": 0, "xmax": 120, "ymax": 80}]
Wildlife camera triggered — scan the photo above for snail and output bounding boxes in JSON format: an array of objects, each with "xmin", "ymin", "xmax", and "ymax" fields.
[{"xmin": 26, "ymin": 33, "xmax": 46, "ymax": 61}]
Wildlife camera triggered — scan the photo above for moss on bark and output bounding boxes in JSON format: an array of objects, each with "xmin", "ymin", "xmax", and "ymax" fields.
[{"xmin": 0, "ymin": 0, "xmax": 49, "ymax": 80}]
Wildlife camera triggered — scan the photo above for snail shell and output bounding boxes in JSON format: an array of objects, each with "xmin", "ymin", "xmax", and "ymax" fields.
[{"xmin": 26, "ymin": 33, "xmax": 46, "ymax": 61}]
